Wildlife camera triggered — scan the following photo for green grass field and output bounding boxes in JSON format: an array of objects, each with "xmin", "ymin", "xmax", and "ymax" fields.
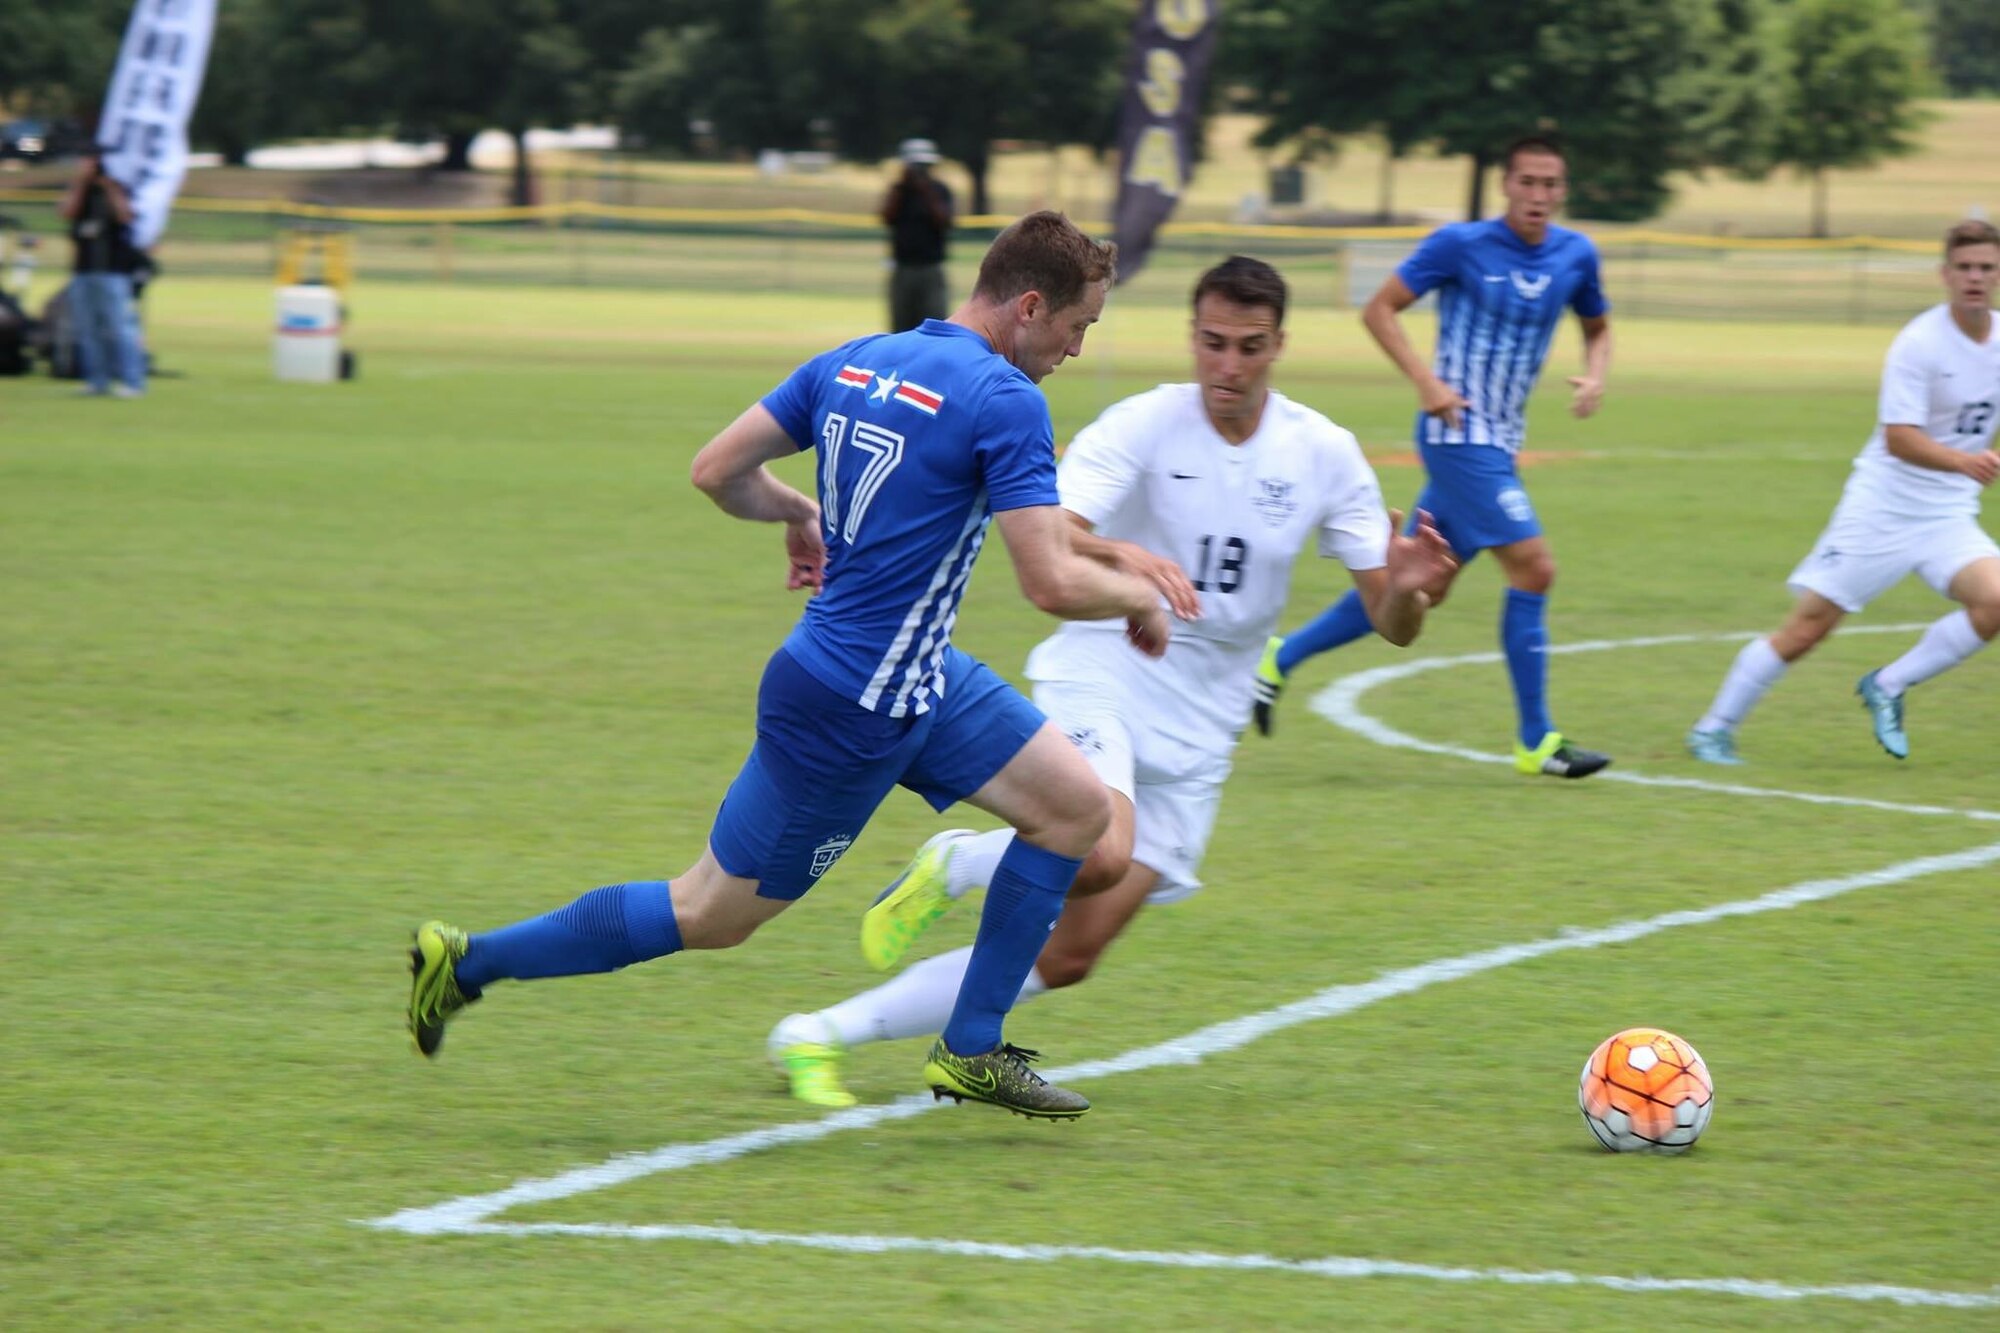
[{"xmin": 5, "ymin": 278, "xmax": 1998, "ymax": 1328}]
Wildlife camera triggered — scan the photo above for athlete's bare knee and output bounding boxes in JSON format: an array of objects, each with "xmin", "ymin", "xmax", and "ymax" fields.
[
  {"xmin": 670, "ymin": 901, "xmax": 761, "ymax": 950},
  {"xmin": 1771, "ymin": 603, "xmax": 1842, "ymax": 662},
  {"xmin": 1032, "ymin": 781, "xmax": 1110, "ymax": 859},
  {"xmin": 1035, "ymin": 947, "xmax": 1099, "ymax": 990},
  {"xmin": 1967, "ymin": 601, "xmax": 2000, "ymax": 640},
  {"xmin": 1509, "ymin": 555, "xmax": 1556, "ymax": 595},
  {"xmin": 1068, "ymin": 842, "xmax": 1131, "ymax": 898}
]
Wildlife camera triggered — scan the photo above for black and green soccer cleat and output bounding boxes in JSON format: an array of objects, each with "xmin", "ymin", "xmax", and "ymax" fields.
[
  {"xmin": 1514, "ymin": 731, "xmax": 1612, "ymax": 779},
  {"xmin": 1251, "ymin": 635, "xmax": 1286, "ymax": 737},
  {"xmin": 922, "ymin": 1039, "xmax": 1089, "ymax": 1120},
  {"xmin": 407, "ymin": 919, "xmax": 475, "ymax": 1057}
]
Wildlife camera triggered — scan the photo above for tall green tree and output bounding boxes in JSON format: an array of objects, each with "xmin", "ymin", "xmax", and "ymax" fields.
[
  {"xmin": 1768, "ymin": 0, "xmax": 1928, "ymax": 236},
  {"xmin": 1926, "ymin": 0, "xmax": 2000, "ymax": 95},
  {"xmin": 0, "ymin": 0, "xmax": 125, "ymax": 123},
  {"xmin": 1223, "ymin": 0, "xmax": 1786, "ymax": 224},
  {"xmin": 614, "ymin": 0, "xmax": 1132, "ymax": 215}
]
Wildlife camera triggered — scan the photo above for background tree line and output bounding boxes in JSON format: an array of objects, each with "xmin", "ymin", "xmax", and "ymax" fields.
[{"xmin": 0, "ymin": 0, "xmax": 1989, "ymax": 233}]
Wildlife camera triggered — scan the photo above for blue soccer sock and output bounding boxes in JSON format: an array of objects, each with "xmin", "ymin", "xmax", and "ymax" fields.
[
  {"xmin": 940, "ymin": 839, "xmax": 1082, "ymax": 1056},
  {"xmin": 1275, "ymin": 590, "xmax": 1375, "ymax": 676},
  {"xmin": 1502, "ymin": 588, "xmax": 1554, "ymax": 749},
  {"xmin": 457, "ymin": 880, "xmax": 683, "ymax": 991}
]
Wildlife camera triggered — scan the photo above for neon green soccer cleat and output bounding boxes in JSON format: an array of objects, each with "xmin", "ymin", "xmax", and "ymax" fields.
[
  {"xmin": 1514, "ymin": 731, "xmax": 1611, "ymax": 779},
  {"xmin": 922, "ymin": 1039, "xmax": 1090, "ymax": 1120},
  {"xmin": 768, "ymin": 1014, "xmax": 857, "ymax": 1109},
  {"xmin": 1252, "ymin": 635, "xmax": 1286, "ymax": 737},
  {"xmin": 407, "ymin": 919, "xmax": 474, "ymax": 1057},
  {"xmin": 861, "ymin": 828, "xmax": 974, "ymax": 971}
]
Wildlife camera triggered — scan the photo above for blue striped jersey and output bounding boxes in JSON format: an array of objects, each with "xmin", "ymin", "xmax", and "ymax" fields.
[
  {"xmin": 1397, "ymin": 219, "xmax": 1609, "ymax": 453},
  {"xmin": 761, "ymin": 319, "xmax": 1060, "ymax": 716}
]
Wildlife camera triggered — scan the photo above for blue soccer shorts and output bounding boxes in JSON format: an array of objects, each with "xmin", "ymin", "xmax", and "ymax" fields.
[
  {"xmin": 1409, "ymin": 439, "xmax": 1542, "ymax": 558},
  {"xmin": 708, "ymin": 645, "xmax": 1046, "ymax": 900}
]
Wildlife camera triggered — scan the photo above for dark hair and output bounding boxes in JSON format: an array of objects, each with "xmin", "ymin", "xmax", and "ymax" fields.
[
  {"xmin": 1191, "ymin": 255, "xmax": 1288, "ymax": 327},
  {"xmin": 972, "ymin": 210, "xmax": 1118, "ymax": 311},
  {"xmin": 1944, "ymin": 218, "xmax": 2000, "ymax": 257},
  {"xmin": 1503, "ymin": 136, "xmax": 1567, "ymax": 175}
]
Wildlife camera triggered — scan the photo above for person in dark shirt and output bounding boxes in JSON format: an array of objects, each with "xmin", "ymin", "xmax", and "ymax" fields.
[
  {"xmin": 881, "ymin": 138, "xmax": 954, "ymax": 333},
  {"xmin": 59, "ymin": 152, "xmax": 146, "ymax": 397}
]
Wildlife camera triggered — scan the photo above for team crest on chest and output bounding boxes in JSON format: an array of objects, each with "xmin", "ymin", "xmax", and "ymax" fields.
[
  {"xmin": 1509, "ymin": 270, "xmax": 1552, "ymax": 301},
  {"xmin": 1252, "ymin": 477, "xmax": 1299, "ymax": 528}
]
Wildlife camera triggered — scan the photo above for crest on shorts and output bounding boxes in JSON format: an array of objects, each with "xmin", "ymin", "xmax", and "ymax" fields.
[
  {"xmin": 1253, "ymin": 478, "xmax": 1299, "ymax": 527},
  {"xmin": 809, "ymin": 833, "xmax": 855, "ymax": 879}
]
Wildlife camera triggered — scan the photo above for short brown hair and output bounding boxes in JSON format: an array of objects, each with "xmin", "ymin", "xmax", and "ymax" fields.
[
  {"xmin": 1503, "ymin": 135, "xmax": 1567, "ymax": 175},
  {"xmin": 1944, "ymin": 219, "xmax": 2000, "ymax": 257},
  {"xmin": 973, "ymin": 211, "xmax": 1118, "ymax": 311},
  {"xmin": 1192, "ymin": 255, "xmax": 1288, "ymax": 327}
]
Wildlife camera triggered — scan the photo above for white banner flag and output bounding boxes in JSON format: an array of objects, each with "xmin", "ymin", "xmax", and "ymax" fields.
[{"xmin": 98, "ymin": 0, "xmax": 217, "ymax": 250}]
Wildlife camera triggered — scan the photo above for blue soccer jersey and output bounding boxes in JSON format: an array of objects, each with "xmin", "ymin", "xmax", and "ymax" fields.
[
  {"xmin": 1397, "ymin": 219, "xmax": 1609, "ymax": 453},
  {"xmin": 760, "ymin": 319, "xmax": 1060, "ymax": 717}
]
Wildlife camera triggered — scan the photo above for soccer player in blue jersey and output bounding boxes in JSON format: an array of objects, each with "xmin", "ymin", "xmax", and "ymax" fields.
[
  {"xmin": 405, "ymin": 211, "xmax": 1175, "ymax": 1119},
  {"xmin": 1252, "ymin": 137, "xmax": 1615, "ymax": 778}
]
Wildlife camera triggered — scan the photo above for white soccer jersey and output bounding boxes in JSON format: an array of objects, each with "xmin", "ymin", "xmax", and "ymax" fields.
[
  {"xmin": 1845, "ymin": 304, "xmax": 2000, "ymax": 518},
  {"xmin": 1025, "ymin": 383, "xmax": 1390, "ymax": 743}
]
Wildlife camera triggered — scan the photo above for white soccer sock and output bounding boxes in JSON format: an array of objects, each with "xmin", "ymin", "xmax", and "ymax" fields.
[
  {"xmin": 816, "ymin": 945, "xmax": 1049, "ymax": 1048},
  {"xmin": 1876, "ymin": 609, "xmax": 1987, "ymax": 695},
  {"xmin": 1696, "ymin": 637, "xmax": 1788, "ymax": 733},
  {"xmin": 945, "ymin": 828, "xmax": 1013, "ymax": 900}
]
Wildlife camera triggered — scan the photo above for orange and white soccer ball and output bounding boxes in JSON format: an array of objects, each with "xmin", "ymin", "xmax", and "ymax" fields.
[{"xmin": 1578, "ymin": 1028, "xmax": 1714, "ymax": 1153}]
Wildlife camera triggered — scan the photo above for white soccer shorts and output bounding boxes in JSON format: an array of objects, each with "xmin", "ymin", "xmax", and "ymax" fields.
[
  {"xmin": 1787, "ymin": 505, "xmax": 2000, "ymax": 614},
  {"xmin": 1031, "ymin": 675, "xmax": 1234, "ymax": 904}
]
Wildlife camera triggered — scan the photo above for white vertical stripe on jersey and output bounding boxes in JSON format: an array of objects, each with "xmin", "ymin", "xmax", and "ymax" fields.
[
  {"xmin": 888, "ymin": 524, "xmax": 988, "ymax": 716},
  {"xmin": 1433, "ymin": 287, "xmax": 1467, "ymax": 447},
  {"xmin": 858, "ymin": 498, "xmax": 990, "ymax": 716}
]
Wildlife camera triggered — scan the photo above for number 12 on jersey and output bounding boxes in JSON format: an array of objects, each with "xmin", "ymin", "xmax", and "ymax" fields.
[{"xmin": 820, "ymin": 412, "xmax": 906, "ymax": 543}]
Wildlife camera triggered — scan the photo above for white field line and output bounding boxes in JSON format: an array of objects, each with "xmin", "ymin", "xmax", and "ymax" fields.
[
  {"xmin": 444, "ymin": 1221, "xmax": 2000, "ymax": 1311},
  {"xmin": 365, "ymin": 629, "xmax": 2000, "ymax": 1309},
  {"xmin": 1315, "ymin": 625, "xmax": 2000, "ymax": 825},
  {"xmin": 370, "ymin": 838, "xmax": 2000, "ymax": 1235}
]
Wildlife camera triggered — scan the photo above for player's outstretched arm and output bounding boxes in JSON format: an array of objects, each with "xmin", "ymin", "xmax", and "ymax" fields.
[
  {"xmin": 1062, "ymin": 514, "xmax": 1201, "ymax": 621},
  {"xmin": 1886, "ymin": 424, "xmax": 2000, "ymax": 484},
  {"xmin": 1351, "ymin": 509, "xmax": 1457, "ymax": 647},
  {"xmin": 995, "ymin": 504, "xmax": 1172, "ymax": 656},
  {"xmin": 690, "ymin": 404, "xmax": 825, "ymax": 585},
  {"xmin": 1568, "ymin": 314, "xmax": 1612, "ymax": 419},
  {"xmin": 1362, "ymin": 275, "xmax": 1467, "ymax": 427}
]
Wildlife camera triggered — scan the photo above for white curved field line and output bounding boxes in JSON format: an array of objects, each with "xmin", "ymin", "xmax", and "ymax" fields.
[{"xmin": 368, "ymin": 628, "xmax": 2000, "ymax": 1311}]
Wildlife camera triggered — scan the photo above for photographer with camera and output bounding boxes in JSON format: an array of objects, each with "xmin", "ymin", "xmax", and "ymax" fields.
[
  {"xmin": 59, "ymin": 151, "xmax": 146, "ymax": 398},
  {"xmin": 879, "ymin": 138, "xmax": 954, "ymax": 333}
]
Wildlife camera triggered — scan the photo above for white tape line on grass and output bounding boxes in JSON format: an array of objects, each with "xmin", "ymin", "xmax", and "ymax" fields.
[
  {"xmin": 369, "ymin": 838, "xmax": 2000, "ymax": 1236},
  {"xmin": 442, "ymin": 1221, "xmax": 2000, "ymax": 1311},
  {"xmin": 1313, "ymin": 625, "xmax": 2000, "ymax": 824}
]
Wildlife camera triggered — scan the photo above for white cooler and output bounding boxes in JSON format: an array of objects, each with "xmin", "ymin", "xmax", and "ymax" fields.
[{"xmin": 273, "ymin": 284, "xmax": 342, "ymax": 382}]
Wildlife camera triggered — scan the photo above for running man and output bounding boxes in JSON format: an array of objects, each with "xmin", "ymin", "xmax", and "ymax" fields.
[
  {"xmin": 406, "ymin": 212, "xmax": 1177, "ymax": 1120},
  {"xmin": 1253, "ymin": 136, "xmax": 1614, "ymax": 779},
  {"xmin": 1688, "ymin": 219, "xmax": 2000, "ymax": 764},
  {"xmin": 767, "ymin": 256, "xmax": 1456, "ymax": 1108}
]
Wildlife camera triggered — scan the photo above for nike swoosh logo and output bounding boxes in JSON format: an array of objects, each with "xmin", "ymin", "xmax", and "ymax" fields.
[
  {"xmin": 1172, "ymin": 471, "xmax": 1201, "ymax": 480},
  {"xmin": 955, "ymin": 1066, "xmax": 999, "ymax": 1093}
]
